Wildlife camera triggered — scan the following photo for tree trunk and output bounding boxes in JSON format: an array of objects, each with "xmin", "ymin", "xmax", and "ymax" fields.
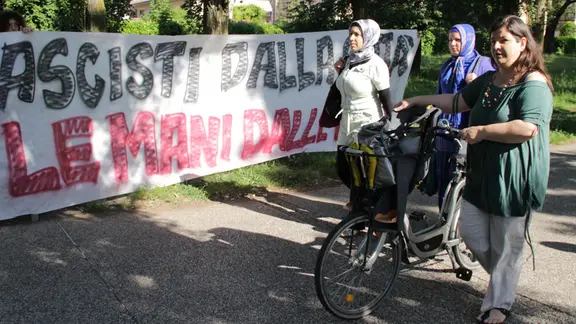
[
  {"xmin": 203, "ymin": 0, "xmax": 229, "ymax": 34},
  {"xmin": 531, "ymin": 0, "xmax": 549, "ymax": 48},
  {"xmin": 544, "ymin": 0, "xmax": 576, "ymax": 53},
  {"xmin": 350, "ymin": 0, "xmax": 367, "ymax": 20},
  {"xmin": 86, "ymin": 0, "xmax": 107, "ymax": 32},
  {"xmin": 0, "ymin": 0, "xmax": 5, "ymax": 12},
  {"xmin": 411, "ymin": 41, "xmax": 421, "ymax": 75}
]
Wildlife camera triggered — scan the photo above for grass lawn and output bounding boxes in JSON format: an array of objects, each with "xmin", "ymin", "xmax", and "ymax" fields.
[
  {"xmin": 407, "ymin": 54, "xmax": 576, "ymax": 143},
  {"xmin": 546, "ymin": 55, "xmax": 576, "ymax": 142},
  {"xmin": 79, "ymin": 54, "xmax": 576, "ymax": 212}
]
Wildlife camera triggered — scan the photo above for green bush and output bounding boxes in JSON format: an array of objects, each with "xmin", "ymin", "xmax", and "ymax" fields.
[
  {"xmin": 228, "ymin": 21, "xmax": 284, "ymax": 35},
  {"xmin": 555, "ymin": 36, "xmax": 576, "ymax": 54},
  {"xmin": 273, "ymin": 19, "xmax": 290, "ymax": 30},
  {"xmin": 260, "ymin": 22, "xmax": 284, "ymax": 34},
  {"xmin": 419, "ymin": 29, "xmax": 435, "ymax": 56},
  {"xmin": 171, "ymin": 7, "xmax": 202, "ymax": 34},
  {"xmin": 159, "ymin": 20, "xmax": 184, "ymax": 35},
  {"xmin": 120, "ymin": 19, "xmax": 159, "ymax": 35},
  {"xmin": 233, "ymin": 4, "xmax": 268, "ymax": 23},
  {"xmin": 429, "ymin": 26, "xmax": 449, "ymax": 55},
  {"xmin": 475, "ymin": 29, "xmax": 491, "ymax": 56},
  {"xmin": 229, "ymin": 20, "xmax": 264, "ymax": 34},
  {"xmin": 120, "ymin": 7, "xmax": 200, "ymax": 36},
  {"xmin": 560, "ymin": 22, "xmax": 576, "ymax": 37}
]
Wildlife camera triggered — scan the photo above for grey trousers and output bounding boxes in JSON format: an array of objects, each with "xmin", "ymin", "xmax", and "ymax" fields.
[{"xmin": 459, "ymin": 199, "xmax": 527, "ymax": 313}]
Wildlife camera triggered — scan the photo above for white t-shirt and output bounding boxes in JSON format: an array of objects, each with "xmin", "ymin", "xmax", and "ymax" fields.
[{"xmin": 335, "ymin": 55, "xmax": 390, "ymax": 145}]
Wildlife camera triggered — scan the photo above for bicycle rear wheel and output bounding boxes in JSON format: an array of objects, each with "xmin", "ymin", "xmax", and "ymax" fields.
[{"xmin": 314, "ymin": 214, "xmax": 402, "ymax": 320}]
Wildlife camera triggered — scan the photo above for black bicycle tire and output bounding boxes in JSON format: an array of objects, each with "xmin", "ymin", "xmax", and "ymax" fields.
[{"xmin": 314, "ymin": 215, "xmax": 402, "ymax": 320}]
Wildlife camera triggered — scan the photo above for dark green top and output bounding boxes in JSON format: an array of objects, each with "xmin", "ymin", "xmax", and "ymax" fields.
[{"xmin": 460, "ymin": 71, "xmax": 553, "ymax": 217}]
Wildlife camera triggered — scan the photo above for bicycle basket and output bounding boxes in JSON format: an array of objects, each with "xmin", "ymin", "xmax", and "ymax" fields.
[
  {"xmin": 347, "ymin": 119, "xmax": 396, "ymax": 190},
  {"xmin": 346, "ymin": 106, "xmax": 443, "ymax": 193}
]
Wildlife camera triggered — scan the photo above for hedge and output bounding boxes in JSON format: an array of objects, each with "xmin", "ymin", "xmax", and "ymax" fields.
[
  {"xmin": 560, "ymin": 22, "xmax": 576, "ymax": 37},
  {"xmin": 228, "ymin": 21, "xmax": 284, "ymax": 34},
  {"xmin": 556, "ymin": 36, "xmax": 576, "ymax": 54}
]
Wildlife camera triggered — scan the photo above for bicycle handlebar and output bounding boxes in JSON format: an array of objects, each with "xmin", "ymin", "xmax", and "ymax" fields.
[
  {"xmin": 435, "ymin": 118, "xmax": 461, "ymax": 140},
  {"xmin": 339, "ymin": 117, "xmax": 463, "ymax": 157}
]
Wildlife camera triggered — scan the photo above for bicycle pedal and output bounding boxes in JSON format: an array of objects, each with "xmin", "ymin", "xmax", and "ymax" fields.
[{"xmin": 455, "ymin": 267, "xmax": 473, "ymax": 281}]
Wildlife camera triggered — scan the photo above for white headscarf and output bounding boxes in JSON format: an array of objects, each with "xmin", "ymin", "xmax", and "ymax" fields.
[{"xmin": 348, "ymin": 19, "xmax": 381, "ymax": 64}]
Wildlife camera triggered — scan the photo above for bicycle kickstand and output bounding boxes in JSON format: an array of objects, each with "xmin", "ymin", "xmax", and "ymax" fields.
[{"xmin": 444, "ymin": 245, "xmax": 473, "ymax": 281}]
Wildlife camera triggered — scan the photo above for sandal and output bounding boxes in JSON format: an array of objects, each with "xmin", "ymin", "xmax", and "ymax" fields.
[{"xmin": 477, "ymin": 308, "xmax": 510, "ymax": 324}]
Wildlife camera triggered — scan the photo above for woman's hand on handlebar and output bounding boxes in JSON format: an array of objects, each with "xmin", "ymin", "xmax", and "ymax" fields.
[
  {"xmin": 460, "ymin": 126, "xmax": 484, "ymax": 144},
  {"xmin": 393, "ymin": 98, "xmax": 418, "ymax": 112}
]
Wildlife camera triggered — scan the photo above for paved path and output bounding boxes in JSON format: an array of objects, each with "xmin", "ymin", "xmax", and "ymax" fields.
[{"xmin": 0, "ymin": 144, "xmax": 574, "ymax": 323}]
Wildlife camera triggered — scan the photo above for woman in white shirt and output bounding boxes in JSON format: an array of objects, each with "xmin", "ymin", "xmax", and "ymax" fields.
[{"xmin": 334, "ymin": 19, "xmax": 394, "ymax": 212}]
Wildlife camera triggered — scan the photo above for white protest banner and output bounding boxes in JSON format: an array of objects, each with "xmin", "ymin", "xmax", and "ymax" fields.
[{"xmin": 0, "ymin": 29, "xmax": 419, "ymax": 220}]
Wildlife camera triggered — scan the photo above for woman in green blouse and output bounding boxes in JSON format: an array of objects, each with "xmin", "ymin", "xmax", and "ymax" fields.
[{"xmin": 394, "ymin": 15, "xmax": 553, "ymax": 324}]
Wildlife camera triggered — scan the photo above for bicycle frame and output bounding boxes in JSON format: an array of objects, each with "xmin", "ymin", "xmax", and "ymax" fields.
[
  {"xmin": 342, "ymin": 137, "xmax": 467, "ymax": 262},
  {"xmin": 400, "ymin": 170, "xmax": 466, "ymax": 259},
  {"xmin": 399, "ymin": 138, "xmax": 467, "ymax": 260}
]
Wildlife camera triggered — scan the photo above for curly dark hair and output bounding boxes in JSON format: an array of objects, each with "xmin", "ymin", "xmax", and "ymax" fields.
[{"xmin": 0, "ymin": 11, "xmax": 26, "ymax": 32}]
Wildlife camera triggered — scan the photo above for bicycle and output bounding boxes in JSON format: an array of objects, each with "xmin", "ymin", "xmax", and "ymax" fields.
[{"xmin": 314, "ymin": 106, "xmax": 479, "ymax": 320}]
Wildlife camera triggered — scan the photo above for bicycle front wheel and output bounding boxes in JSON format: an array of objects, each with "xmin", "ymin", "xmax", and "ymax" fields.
[{"xmin": 314, "ymin": 214, "xmax": 402, "ymax": 320}]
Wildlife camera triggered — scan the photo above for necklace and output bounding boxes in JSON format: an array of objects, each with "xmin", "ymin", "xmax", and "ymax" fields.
[{"xmin": 481, "ymin": 71, "xmax": 516, "ymax": 109}]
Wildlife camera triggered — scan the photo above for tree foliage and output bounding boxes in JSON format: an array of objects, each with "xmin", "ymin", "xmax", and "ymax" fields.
[
  {"xmin": 149, "ymin": 0, "xmax": 173, "ymax": 22},
  {"xmin": 545, "ymin": 0, "xmax": 576, "ymax": 52},
  {"xmin": 104, "ymin": 0, "xmax": 132, "ymax": 32},
  {"xmin": 119, "ymin": 6, "xmax": 201, "ymax": 35},
  {"xmin": 5, "ymin": 0, "xmax": 59, "ymax": 30},
  {"xmin": 281, "ymin": 0, "xmax": 559, "ymax": 55},
  {"xmin": 1, "ymin": 0, "xmax": 574, "ymax": 54},
  {"xmin": 120, "ymin": 19, "xmax": 159, "ymax": 35},
  {"xmin": 55, "ymin": 0, "xmax": 87, "ymax": 31},
  {"xmin": 232, "ymin": 4, "xmax": 267, "ymax": 23},
  {"xmin": 5, "ymin": 0, "xmax": 131, "ymax": 32},
  {"xmin": 181, "ymin": 0, "xmax": 205, "ymax": 33},
  {"xmin": 283, "ymin": 0, "xmax": 351, "ymax": 33},
  {"xmin": 560, "ymin": 21, "xmax": 576, "ymax": 36}
]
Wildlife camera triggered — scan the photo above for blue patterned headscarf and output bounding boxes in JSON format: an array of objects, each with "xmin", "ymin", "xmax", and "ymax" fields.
[
  {"xmin": 348, "ymin": 19, "xmax": 381, "ymax": 64},
  {"xmin": 439, "ymin": 24, "xmax": 480, "ymax": 94}
]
